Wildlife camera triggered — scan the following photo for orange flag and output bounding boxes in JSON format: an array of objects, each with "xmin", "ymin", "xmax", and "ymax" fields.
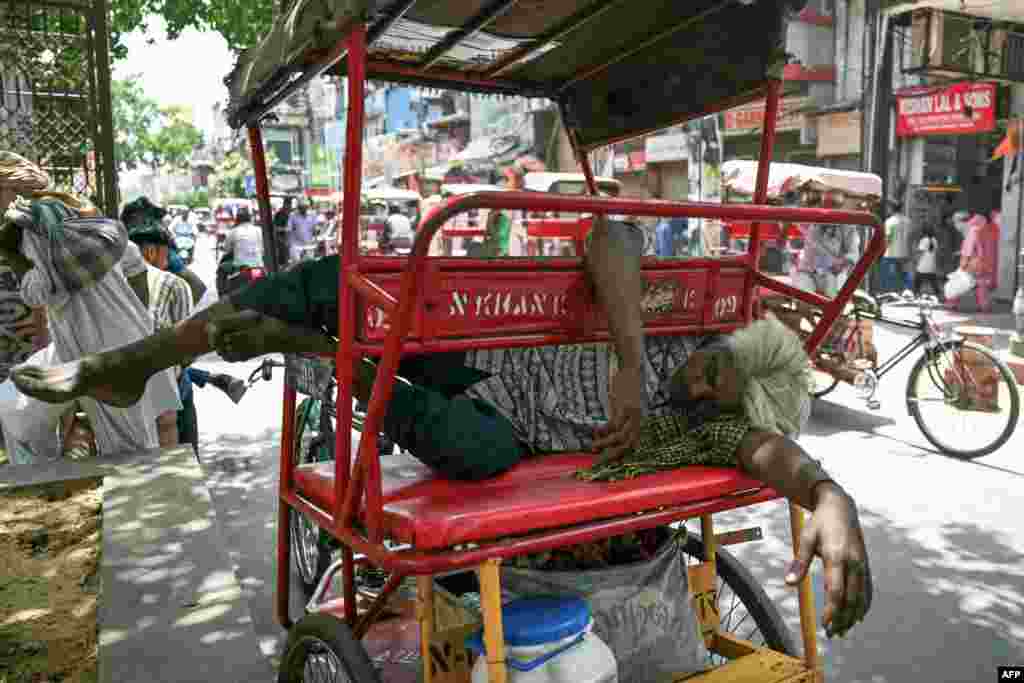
[{"xmin": 993, "ymin": 119, "xmax": 1023, "ymax": 160}]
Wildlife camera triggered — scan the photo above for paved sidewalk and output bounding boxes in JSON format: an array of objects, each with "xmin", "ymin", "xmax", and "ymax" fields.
[{"xmin": 1, "ymin": 446, "xmax": 275, "ymax": 683}]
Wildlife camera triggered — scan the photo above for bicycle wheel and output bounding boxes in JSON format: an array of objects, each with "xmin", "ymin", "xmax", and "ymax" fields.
[
  {"xmin": 682, "ymin": 533, "xmax": 798, "ymax": 665},
  {"xmin": 277, "ymin": 613, "xmax": 381, "ymax": 683},
  {"xmin": 907, "ymin": 340, "xmax": 1020, "ymax": 459}
]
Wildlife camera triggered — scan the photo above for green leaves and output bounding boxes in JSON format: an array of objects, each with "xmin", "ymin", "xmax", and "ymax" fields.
[
  {"xmin": 111, "ymin": 78, "xmax": 204, "ymax": 172},
  {"xmin": 109, "ymin": 0, "xmax": 278, "ymax": 60}
]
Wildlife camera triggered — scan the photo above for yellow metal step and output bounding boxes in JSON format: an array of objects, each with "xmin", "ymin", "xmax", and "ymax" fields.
[{"xmin": 674, "ymin": 648, "xmax": 821, "ymax": 683}]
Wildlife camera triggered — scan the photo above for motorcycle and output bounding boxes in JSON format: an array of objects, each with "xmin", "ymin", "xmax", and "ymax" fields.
[{"xmin": 216, "ymin": 255, "xmax": 267, "ymax": 298}]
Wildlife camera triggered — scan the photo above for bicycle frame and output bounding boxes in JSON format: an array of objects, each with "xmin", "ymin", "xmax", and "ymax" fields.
[{"xmin": 855, "ymin": 312, "xmax": 933, "ymax": 383}]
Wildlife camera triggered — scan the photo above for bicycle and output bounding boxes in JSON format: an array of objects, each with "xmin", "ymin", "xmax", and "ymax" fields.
[
  {"xmin": 248, "ymin": 356, "xmax": 396, "ymax": 597},
  {"xmin": 800, "ymin": 291, "xmax": 1019, "ymax": 459}
]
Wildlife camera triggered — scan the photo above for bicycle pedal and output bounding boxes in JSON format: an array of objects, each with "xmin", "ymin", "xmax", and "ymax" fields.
[{"xmin": 866, "ymin": 400, "xmax": 881, "ymax": 411}]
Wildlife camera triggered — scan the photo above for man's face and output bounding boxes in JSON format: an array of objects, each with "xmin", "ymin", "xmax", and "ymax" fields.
[
  {"xmin": 298, "ymin": 205, "xmax": 308, "ymax": 216},
  {"xmin": 141, "ymin": 243, "xmax": 169, "ymax": 270},
  {"xmin": 667, "ymin": 344, "xmax": 743, "ymax": 419}
]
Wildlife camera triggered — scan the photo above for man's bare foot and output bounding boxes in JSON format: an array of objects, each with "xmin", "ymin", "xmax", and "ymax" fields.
[
  {"xmin": 209, "ymin": 310, "xmax": 293, "ymax": 362},
  {"xmin": 12, "ymin": 355, "xmax": 148, "ymax": 407}
]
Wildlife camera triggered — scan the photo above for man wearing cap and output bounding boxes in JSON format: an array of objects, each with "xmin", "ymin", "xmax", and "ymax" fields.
[
  {"xmin": 121, "ymin": 199, "xmax": 195, "ymax": 448},
  {"xmin": 0, "ymin": 152, "xmax": 181, "ymax": 461}
]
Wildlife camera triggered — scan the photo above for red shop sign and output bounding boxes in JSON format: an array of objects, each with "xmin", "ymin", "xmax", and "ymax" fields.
[{"xmin": 895, "ymin": 81, "xmax": 997, "ymax": 137}]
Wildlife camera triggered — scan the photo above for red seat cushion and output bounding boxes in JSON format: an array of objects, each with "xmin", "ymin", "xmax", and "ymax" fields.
[{"xmin": 293, "ymin": 455, "xmax": 771, "ymax": 550}]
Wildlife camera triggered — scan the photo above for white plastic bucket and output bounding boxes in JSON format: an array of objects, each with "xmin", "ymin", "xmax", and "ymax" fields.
[{"xmin": 467, "ymin": 597, "xmax": 617, "ymax": 683}]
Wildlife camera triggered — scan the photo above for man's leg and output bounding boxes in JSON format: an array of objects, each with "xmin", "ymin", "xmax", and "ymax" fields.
[
  {"xmin": 976, "ymin": 283, "xmax": 993, "ymax": 313},
  {"xmin": 360, "ymin": 361, "xmax": 526, "ymax": 480},
  {"xmin": 12, "ymin": 257, "xmax": 342, "ymax": 406}
]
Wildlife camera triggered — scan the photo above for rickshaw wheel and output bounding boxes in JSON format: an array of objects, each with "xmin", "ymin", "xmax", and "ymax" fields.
[
  {"xmin": 682, "ymin": 533, "xmax": 799, "ymax": 663},
  {"xmin": 292, "ymin": 397, "xmax": 336, "ymax": 598},
  {"xmin": 277, "ymin": 613, "xmax": 381, "ymax": 683}
]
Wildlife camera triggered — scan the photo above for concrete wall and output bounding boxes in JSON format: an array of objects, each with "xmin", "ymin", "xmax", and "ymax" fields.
[{"xmin": 997, "ymin": 84, "xmax": 1024, "ymax": 300}]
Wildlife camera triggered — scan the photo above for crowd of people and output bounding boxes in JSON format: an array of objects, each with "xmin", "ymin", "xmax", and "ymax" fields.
[
  {"xmin": 0, "ymin": 152, "xmax": 247, "ymax": 463},
  {"xmin": 883, "ymin": 202, "xmax": 1001, "ymax": 312}
]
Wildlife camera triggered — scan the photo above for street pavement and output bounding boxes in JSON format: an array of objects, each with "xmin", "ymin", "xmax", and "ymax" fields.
[{"xmin": 189, "ymin": 234, "xmax": 1024, "ymax": 681}]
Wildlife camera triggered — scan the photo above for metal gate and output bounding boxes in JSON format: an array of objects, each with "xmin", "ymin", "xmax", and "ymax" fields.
[{"xmin": 0, "ymin": 0, "xmax": 117, "ymax": 215}]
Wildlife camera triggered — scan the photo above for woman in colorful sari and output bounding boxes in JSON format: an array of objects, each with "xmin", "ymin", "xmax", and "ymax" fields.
[{"xmin": 947, "ymin": 213, "xmax": 999, "ymax": 313}]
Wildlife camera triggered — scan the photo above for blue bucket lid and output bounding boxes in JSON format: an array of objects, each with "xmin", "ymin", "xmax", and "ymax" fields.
[{"xmin": 472, "ymin": 597, "xmax": 590, "ymax": 649}]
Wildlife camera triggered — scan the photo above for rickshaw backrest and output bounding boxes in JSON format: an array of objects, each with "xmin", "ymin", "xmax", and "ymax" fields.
[
  {"xmin": 349, "ymin": 191, "xmax": 883, "ymax": 355},
  {"xmin": 357, "ymin": 258, "xmax": 750, "ymax": 345}
]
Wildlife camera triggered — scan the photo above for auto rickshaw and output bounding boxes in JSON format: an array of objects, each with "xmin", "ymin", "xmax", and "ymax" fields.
[{"xmin": 222, "ymin": 1, "xmax": 882, "ymax": 681}]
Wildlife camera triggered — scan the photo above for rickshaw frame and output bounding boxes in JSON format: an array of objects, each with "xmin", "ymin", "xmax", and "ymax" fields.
[{"xmin": 228, "ymin": 4, "xmax": 886, "ymax": 681}]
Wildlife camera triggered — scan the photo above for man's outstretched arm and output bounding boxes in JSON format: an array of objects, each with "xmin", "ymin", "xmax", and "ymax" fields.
[
  {"xmin": 736, "ymin": 430, "xmax": 873, "ymax": 639},
  {"xmin": 585, "ymin": 216, "xmax": 647, "ymax": 459}
]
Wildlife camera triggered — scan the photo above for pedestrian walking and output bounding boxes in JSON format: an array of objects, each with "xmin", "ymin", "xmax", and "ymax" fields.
[
  {"xmin": 882, "ymin": 202, "xmax": 912, "ymax": 291},
  {"xmin": 913, "ymin": 227, "xmax": 940, "ymax": 298},
  {"xmin": 947, "ymin": 213, "xmax": 999, "ymax": 313}
]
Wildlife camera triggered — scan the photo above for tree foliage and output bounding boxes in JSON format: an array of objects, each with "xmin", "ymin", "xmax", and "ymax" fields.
[
  {"xmin": 109, "ymin": 0, "xmax": 278, "ymax": 59},
  {"xmin": 211, "ymin": 148, "xmax": 276, "ymax": 199},
  {"xmin": 111, "ymin": 76, "xmax": 161, "ymax": 170},
  {"xmin": 111, "ymin": 77, "xmax": 204, "ymax": 172},
  {"xmin": 151, "ymin": 105, "xmax": 205, "ymax": 171},
  {"xmin": 165, "ymin": 187, "xmax": 210, "ymax": 208}
]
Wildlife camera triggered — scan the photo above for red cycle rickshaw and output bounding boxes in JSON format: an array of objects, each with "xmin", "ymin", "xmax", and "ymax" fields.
[{"xmin": 223, "ymin": 1, "xmax": 884, "ymax": 681}]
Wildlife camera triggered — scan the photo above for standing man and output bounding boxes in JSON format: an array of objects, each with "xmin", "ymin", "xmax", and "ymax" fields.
[
  {"xmin": 883, "ymin": 202, "xmax": 912, "ymax": 292},
  {"xmin": 0, "ymin": 152, "xmax": 180, "ymax": 462},
  {"xmin": 125, "ymin": 225, "xmax": 192, "ymax": 449},
  {"xmin": 287, "ymin": 200, "xmax": 317, "ymax": 263},
  {"xmin": 274, "ymin": 196, "xmax": 294, "ymax": 266}
]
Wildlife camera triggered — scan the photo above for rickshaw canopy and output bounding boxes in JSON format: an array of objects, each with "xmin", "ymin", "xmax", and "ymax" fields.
[
  {"xmin": 721, "ymin": 161, "xmax": 883, "ymax": 201},
  {"xmin": 224, "ymin": 0, "xmax": 806, "ymax": 149}
]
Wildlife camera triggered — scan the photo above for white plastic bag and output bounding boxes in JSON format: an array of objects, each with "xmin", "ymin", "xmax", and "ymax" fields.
[{"xmin": 944, "ymin": 269, "xmax": 975, "ymax": 300}]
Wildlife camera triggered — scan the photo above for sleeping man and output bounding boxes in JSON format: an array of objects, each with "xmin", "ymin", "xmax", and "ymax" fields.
[{"xmin": 11, "ymin": 215, "xmax": 873, "ymax": 638}]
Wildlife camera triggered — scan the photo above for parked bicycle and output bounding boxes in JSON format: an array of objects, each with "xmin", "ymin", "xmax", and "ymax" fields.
[
  {"xmin": 765, "ymin": 291, "xmax": 1019, "ymax": 459},
  {"xmin": 248, "ymin": 356, "xmax": 395, "ymax": 597}
]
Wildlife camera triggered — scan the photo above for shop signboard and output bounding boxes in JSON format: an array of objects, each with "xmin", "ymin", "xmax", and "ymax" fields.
[
  {"xmin": 645, "ymin": 133, "xmax": 689, "ymax": 163},
  {"xmin": 895, "ymin": 81, "xmax": 997, "ymax": 138},
  {"xmin": 722, "ymin": 97, "xmax": 809, "ymax": 136},
  {"xmin": 816, "ymin": 111, "xmax": 862, "ymax": 157},
  {"xmin": 614, "ymin": 151, "xmax": 647, "ymax": 173}
]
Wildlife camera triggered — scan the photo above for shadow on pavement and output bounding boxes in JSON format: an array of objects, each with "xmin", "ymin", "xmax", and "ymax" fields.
[{"xmin": 711, "ymin": 501, "xmax": 1024, "ymax": 683}]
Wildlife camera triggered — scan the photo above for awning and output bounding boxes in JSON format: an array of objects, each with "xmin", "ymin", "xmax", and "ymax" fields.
[
  {"xmin": 453, "ymin": 134, "xmax": 528, "ymax": 164},
  {"xmin": 721, "ymin": 160, "xmax": 882, "ymax": 199}
]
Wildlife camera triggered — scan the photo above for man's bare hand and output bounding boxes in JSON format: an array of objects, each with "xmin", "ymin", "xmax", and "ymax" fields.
[
  {"xmin": 785, "ymin": 483, "xmax": 873, "ymax": 638},
  {"xmin": 592, "ymin": 363, "xmax": 645, "ymax": 463}
]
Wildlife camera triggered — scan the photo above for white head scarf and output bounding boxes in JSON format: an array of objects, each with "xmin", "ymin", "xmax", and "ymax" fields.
[{"xmin": 729, "ymin": 315, "xmax": 813, "ymax": 437}]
